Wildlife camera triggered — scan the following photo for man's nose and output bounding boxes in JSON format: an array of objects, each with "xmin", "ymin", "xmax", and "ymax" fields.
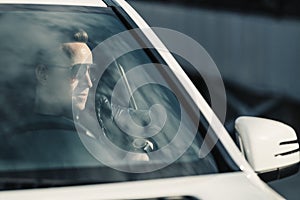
[{"xmin": 84, "ymin": 70, "xmax": 93, "ymax": 88}]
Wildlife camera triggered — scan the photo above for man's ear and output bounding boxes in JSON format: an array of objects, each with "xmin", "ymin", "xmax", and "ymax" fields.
[{"xmin": 35, "ymin": 64, "xmax": 48, "ymax": 85}]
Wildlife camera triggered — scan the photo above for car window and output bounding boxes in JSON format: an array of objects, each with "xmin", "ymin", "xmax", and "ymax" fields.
[{"xmin": 0, "ymin": 5, "xmax": 236, "ymax": 190}]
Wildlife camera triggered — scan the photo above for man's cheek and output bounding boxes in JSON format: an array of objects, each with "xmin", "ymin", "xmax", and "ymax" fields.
[{"xmin": 58, "ymin": 83, "xmax": 72, "ymax": 101}]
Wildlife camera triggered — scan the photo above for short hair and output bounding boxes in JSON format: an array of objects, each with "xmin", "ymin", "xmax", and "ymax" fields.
[
  {"xmin": 36, "ymin": 47, "xmax": 69, "ymax": 67},
  {"xmin": 36, "ymin": 30, "xmax": 89, "ymax": 67},
  {"xmin": 73, "ymin": 29, "xmax": 88, "ymax": 43}
]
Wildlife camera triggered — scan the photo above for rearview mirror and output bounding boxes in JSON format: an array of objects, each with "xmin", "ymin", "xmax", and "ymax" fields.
[{"xmin": 235, "ymin": 116, "xmax": 300, "ymax": 182}]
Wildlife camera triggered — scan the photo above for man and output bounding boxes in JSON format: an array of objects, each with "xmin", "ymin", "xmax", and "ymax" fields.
[
  {"xmin": 35, "ymin": 39, "xmax": 94, "ymax": 118},
  {"xmin": 34, "ymin": 31, "xmax": 154, "ymax": 161}
]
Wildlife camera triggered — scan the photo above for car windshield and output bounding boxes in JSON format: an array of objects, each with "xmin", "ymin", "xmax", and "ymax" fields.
[{"xmin": 0, "ymin": 5, "xmax": 236, "ymax": 190}]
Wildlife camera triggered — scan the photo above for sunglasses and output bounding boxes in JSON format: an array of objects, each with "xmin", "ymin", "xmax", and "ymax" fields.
[{"xmin": 51, "ymin": 63, "xmax": 97, "ymax": 82}]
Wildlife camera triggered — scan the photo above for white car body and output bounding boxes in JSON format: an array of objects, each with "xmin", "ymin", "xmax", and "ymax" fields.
[{"xmin": 0, "ymin": 0, "xmax": 286, "ymax": 199}]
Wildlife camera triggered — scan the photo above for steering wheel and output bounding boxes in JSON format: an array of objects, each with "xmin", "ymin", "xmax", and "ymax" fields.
[{"xmin": 96, "ymin": 94, "xmax": 158, "ymax": 154}]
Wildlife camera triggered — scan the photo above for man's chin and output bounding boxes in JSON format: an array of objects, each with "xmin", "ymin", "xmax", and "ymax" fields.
[
  {"xmin": 72, "ymin": 96, "xmax": 87, "ymax": 111},
  {"xmin": 74, "ymin": 103, "xmax": 86, "ymax": 111},
  {"xmin": 72, "ymin": 99, "xmax": 86, "ymax": 110}
]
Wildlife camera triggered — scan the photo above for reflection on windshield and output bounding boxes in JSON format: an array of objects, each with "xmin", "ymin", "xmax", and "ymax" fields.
[{"xmin": 0, "ymin": 5, "xmax": 219, "ymax": 190}]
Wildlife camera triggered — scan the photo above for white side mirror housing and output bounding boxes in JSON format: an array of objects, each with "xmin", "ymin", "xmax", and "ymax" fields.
[{"xmin": 235, "ymin": 116, "xmax": 299, "ymax": 181}]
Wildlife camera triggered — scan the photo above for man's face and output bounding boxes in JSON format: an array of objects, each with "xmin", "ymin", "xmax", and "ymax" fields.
[{"xmin": 46, "ymin": 42, "xmax": 93, "ymax": 112}]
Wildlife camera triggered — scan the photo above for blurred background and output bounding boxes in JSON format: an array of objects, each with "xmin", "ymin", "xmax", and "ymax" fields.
[{"xmin": 127, "ymin": 0, "xmax": 300, "ymax": 199}]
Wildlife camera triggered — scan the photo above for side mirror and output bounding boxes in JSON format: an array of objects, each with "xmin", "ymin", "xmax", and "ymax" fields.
[{"xmin": 235, "ymin": 116, "xmax": 300, "ymax": 182}]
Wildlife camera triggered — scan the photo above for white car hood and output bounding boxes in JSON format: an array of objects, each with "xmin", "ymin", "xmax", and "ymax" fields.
[{"xmin": 0, "ymin": 172, "xmax": 283, "ymax": 200}]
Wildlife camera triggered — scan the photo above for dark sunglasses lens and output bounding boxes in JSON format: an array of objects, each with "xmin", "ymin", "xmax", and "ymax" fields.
[
  {"xmin": 70, "ymin": 64, "xmax": 82, "ymax": 79},
  {"xmin": 71, "ymin": 64, "xmax": 96, "ymax": 81}
]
